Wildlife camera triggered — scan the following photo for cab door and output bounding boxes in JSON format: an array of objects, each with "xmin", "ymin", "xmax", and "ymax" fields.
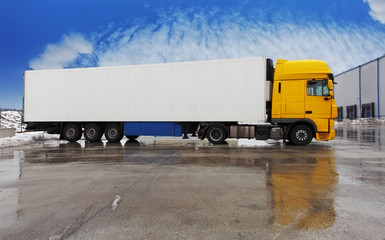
[
  {"xmin": 281, "ymin": 80, "xmax": 305, "ymax": 119},
  {"xmin": 305, "ymin": 79, "xmax": 332, "ymax": 132}
]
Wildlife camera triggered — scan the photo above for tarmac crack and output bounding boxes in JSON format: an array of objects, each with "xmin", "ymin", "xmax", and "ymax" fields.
[
  {"xmin": 49, "ymin": 153, "xmax": 175, "ymax": 240},
  {"xmin": 49, "ymin": 204, "xmax": 109, "ymax": 240}
]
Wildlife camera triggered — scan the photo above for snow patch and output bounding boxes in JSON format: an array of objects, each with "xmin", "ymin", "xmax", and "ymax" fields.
[
  {"xmin": 0, "ymin": 111, "xmax": 25, "ymax": 131},
  {"xmin": 335, "ymin": 118, "xmax": 385, "ymax": 126},
  {"xmin": 111, "ymin": 195, "xmax": 121, "ymax": 211},
  {"xmin": 49, "ymin": 234, "xmax": 62, "ymax": 240},
  {"xmin": 237, "ymin": 139, "xmax": 280, "ymax": 147},
  {"xmin": 0, "ymin": 132, "xmax": 59, "ymax": 149}
]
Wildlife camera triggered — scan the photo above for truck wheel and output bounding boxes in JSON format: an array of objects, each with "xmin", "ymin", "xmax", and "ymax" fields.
[
  {"xmin": 63, "ymin": 123, "xmax": 82, "ymax": 142},
  {"xmin": 105, "ymin": 123, "xmax": 123, "ymax": 142},
  {"xmin": 206, "ymin": 125, "xmax": 227, "ymax": 144},
  {"xmin": 125, "ymin": 135, "xmax": 139, "ymax": 141},
  {"xmin": 84, "ymin": 123, "xmax": 103, "ymax": 142},
  {"xmin": 289, "ymin": 125, "xmax": 313, "ymax": 146}
]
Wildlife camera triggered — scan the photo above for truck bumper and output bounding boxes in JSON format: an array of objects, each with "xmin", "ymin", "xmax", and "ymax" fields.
[{"xmin": 315, "ymin": 120, "xmax": 335, "ymax": 141}]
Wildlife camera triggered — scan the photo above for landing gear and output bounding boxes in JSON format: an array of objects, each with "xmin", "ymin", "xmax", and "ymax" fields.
[{"xmin": 125, "ymin": 135, "xmax": 139, "ymax": 141}]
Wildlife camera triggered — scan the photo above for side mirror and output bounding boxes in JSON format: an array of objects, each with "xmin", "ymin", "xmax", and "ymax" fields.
[{"xmin": 328, "ymin": 80, "xmax": 334, "ymax": 97}]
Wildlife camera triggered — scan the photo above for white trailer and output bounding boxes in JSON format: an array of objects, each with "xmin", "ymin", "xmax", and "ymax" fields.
[{"xmin": 24, "ymin": 57, "xmax": 268, "ymax": 123}]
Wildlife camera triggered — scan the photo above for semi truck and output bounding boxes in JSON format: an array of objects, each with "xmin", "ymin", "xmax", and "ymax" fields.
[{"xmin": 23, "ymin": 57, "xmax": 337, "ymax": 145}]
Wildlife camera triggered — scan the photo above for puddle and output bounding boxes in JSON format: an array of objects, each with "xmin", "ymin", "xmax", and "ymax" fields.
[
  {"xmin": 0, "ymin": 151, "xmax": 22, "ymax": 230},
  {"xmin": 335, "ymin": 125, "xmax": 385, "ymax": 149}
]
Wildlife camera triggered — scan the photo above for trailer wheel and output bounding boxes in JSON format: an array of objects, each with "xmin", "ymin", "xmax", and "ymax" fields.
[
  {"xmin": 206, "ymin": 125, "xmax": 227, "ymax": 144},
  {"xmin": 63, "ymin": 123, "xmax": 82, "ymax": 142},
  {"xmin": 289, "ymin": 125, "xmax": 313, "ymax": 146},
  {"xmin": 125, "ymin": 135, "xmax": 139, "ymax": 141},
  {"xmin": 105, "ymin": 123, "xmax": 123, "ymax": 143},
  {"xmin": 84, "ymin": 123, "xmax": 103, "ymax": 142}
]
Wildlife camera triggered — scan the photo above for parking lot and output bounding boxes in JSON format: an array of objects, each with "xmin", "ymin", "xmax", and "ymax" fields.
[{"xmin": 1, "ymin": 125, "xmax": 385, "ymax": 239}]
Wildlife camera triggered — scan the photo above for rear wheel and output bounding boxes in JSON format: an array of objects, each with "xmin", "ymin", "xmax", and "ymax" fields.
[
  {"xmin": 206, "ymin": 125, "xmax": 227, "ymax": 144},
  {"xmin": 105, "ymin": 123, "xmax": 123, "ymax": 142},
  {"xmin": 62, "ymin": 123, "xmax": 82, "ymax": 142},
  {"xmin": 289, "ymin": 125, "xmax": 313, "ymax": 145},
  {"xmin": 84, "ymin": 123, "xmax": 103, "ymax": 142}
]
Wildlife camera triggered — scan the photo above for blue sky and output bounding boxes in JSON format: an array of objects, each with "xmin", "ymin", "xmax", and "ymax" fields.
[{"xmin": 1, "ymin": 0, "xmax": 385, "ymax": 109}]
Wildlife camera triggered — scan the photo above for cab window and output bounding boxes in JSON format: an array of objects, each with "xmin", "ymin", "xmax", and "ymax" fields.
[{"xmin": 307, "ymin": 80, "xmax": 329, "ymax": 96}]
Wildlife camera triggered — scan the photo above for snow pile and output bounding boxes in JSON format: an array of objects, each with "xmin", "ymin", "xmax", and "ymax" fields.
[
  {"xmin": 0, "ymin": 110, "xmax": 25, "ymax": 131},
  {"xmin": 0, "ymin": 132, "xmax": 59, "ymax": 149},
  {"xmin": 335, "ymin": 118, "xmax": 385, "ymax": 126},
  {"xmin": 238, "ymin": 139, "xmax": 280, "ymax": 147}
]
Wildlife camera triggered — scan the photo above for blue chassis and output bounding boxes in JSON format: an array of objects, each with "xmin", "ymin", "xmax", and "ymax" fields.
[{"xmin": 123, "ymin": 122, "xmax": 183, "ymax": 137}]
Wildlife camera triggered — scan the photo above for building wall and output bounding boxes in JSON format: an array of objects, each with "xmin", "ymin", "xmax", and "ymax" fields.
[
  {"xmin": 335, "ymin": 68, "xmax": 360, "ymax": 119},
  {"xmin": 334, "ymin": 55, "xmax": 384, "ymax": 119},
  {"xmin": 334, "ymin": 72, "xmax": 346, "ymax": 114},
  {"xmin": 360, "ymin": 61, "xmax": 378, "ymax": 116}
]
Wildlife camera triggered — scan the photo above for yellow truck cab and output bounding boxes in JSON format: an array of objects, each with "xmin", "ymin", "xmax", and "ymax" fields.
[{"xmin": 272, "ymin": 59, "xmax": 338, "ymax": 145}]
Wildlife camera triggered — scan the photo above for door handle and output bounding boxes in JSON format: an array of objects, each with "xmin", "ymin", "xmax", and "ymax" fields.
[{"xmin": 306, "ymin": 111, "xmax": 312, "ymax": 114}]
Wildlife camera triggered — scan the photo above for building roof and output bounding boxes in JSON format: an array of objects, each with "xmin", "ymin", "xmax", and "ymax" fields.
[{"xmin": 335, "ymin": 54, "xmax": 385, "ymax": 77}]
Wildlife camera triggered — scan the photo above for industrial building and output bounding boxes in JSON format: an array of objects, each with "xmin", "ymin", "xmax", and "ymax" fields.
[{"xmin": 334, "ymin": 55, "xmax": 385, "ymax": 120}]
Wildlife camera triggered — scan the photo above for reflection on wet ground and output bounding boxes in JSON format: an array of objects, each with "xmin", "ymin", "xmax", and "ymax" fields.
[
  {"xmin": 2, "ymin": 139, "xmax": 339, "ymax": 231},
  {"xmin": 19, "ymin": 138, "xmax": 333, "ymax": 167},
  {"xmin": 0, "ymin": 151, "xmax": 20, "ymax": 230},
  {"xmin": 335, "ymin": 125, "xmax": 385, "ymax": 149},
  {"xmin": 1, "ymin": 126, "xmax": 385, "ymax": 239},
  {"xmin": 268, "ymin": 152, "xmax": 337, "ymax": 230}
]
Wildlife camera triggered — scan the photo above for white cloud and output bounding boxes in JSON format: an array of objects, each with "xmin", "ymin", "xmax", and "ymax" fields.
[
  {"xmin": 29, "ymin": 33, "xmax": 93, "ymax": 70},
  {"xmin": 93, "ymin": 10, "xmax": 385, "ymax": 74},
  {"xmin": 364, "ymin": 0, "xmax": 385, "ymax": 24}
]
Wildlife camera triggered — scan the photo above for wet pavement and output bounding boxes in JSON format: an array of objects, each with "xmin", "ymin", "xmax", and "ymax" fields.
[{"xmin": 1, "ymin": 126, "xmax": 385, "ymax": 239}]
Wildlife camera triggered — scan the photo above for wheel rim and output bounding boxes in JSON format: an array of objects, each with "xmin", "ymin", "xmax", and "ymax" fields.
[
  {"xmin": 88, "ymin": 129, "xmax": 96, "ymax": 137},
  {"xmin": 296, "ymin": 130, "xmax": 308, "ymax": 141},
  {"xmin": 108, "ymin": 128, "xmax": 117, "ymax": 138},
  {"xmin": 66, "ymin": 128, "xmax": 75, "ymax": 138},
  {"xmin": 210, "ymin": 128, "xmax": 223, "ymax": 141}
]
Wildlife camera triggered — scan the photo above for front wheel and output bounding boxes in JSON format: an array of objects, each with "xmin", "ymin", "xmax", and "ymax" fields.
[
  {"xmin": 206, "ymin": 125, "xmax": 227, "ymax": 144},
  {"xmin": 289, "ymin": 125, "xmax": 313, "ymax": 146},
  {"xmin": 105, "ymin": 123, "xmax": 123, "ymax": 143}
]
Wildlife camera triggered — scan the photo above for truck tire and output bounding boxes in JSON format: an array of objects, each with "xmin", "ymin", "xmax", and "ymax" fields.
[
  {"xmin": 289, "ymin": 125, "xmax": 313, "ymax": 146},
  {"xmin": 84, "ymin": 123, "xmax": 103, "ymax": 142},
  {"xmin": 63, "ymin": 123, "xmax": 82, "ymax": 142},
  {"xmin": 105, "ymin": 123, "xmax": 123, "ymax": 143},
  {"xmin": 206, "ymin": 125, "xmax": 227, "ymax": 144}
]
